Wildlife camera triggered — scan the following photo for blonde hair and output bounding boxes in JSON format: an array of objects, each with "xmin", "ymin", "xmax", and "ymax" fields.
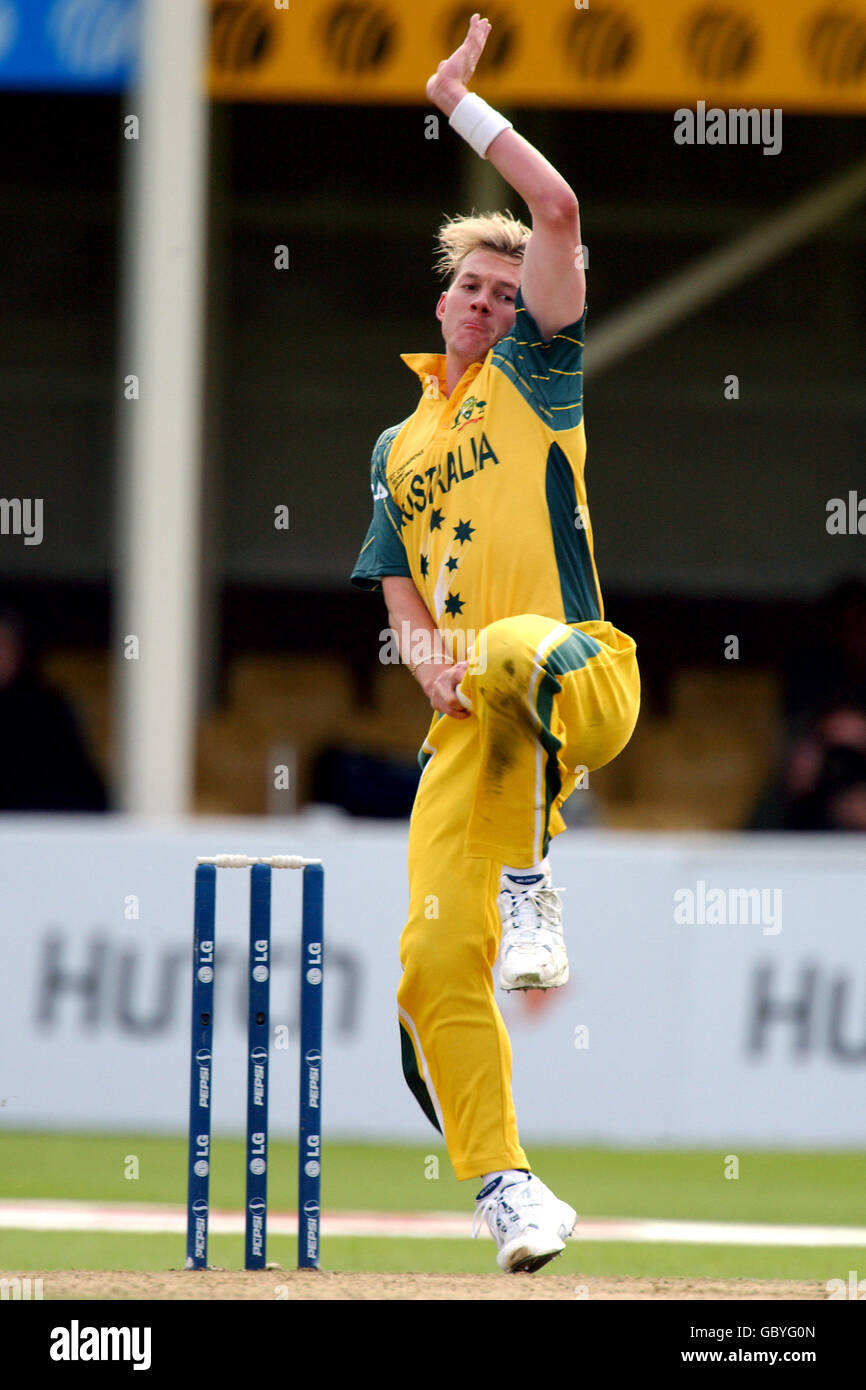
[{"xmin": 434, "ymin": 210, "xmax": 531, "ymax": 283}]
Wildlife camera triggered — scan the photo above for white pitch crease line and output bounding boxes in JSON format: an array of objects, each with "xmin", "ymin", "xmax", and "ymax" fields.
[{"xmin": 1, "ymin": 1200, "xmax": 866, "ymax": 1247}]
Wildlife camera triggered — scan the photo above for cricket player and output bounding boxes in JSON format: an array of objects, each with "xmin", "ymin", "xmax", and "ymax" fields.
[{"xmin": 351, "ymin": 14, "xmax": 640, "ymax": 1272}]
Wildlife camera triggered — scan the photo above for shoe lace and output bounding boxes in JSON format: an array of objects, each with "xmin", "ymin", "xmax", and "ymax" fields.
[
  {"xmin": 472, "ymin": 1177, "xmax": 544, "ymax": 1241},
  {"xmin": 471, "ymin": 1193, "xmax": 499, "ymax": 1240},
  {"xmin": 502, "ymin": 886, "xmax": 565, "ymax": 934}
]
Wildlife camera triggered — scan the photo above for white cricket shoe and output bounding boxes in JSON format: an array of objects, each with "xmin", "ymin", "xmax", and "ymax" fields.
[
  {"xmin": 497, "ymin": 863, "xmax": 568, "ymax": 990},
  {"xmin": 473, "ymin": 1173, "xmax": 577, "ymax": 1273}
]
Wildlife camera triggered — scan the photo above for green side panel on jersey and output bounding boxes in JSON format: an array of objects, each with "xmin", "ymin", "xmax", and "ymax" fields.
[
  {"xmin": 416, "ymin": 712, "xmax": 444, "ymax": 772},
  {"xmin": 544, "ymin": 626, "xmax": 603, "ymax": 678},
  {"xmin": 545, "ymin": 441, "xmax": 601, "ymax": 623},
  {"xmin": 350, "ymin": 419, "xmax": 413, "ymax": 589},
  {"xmin": 490, "ymin": 290, "xmax": 586, "ymax": 429},
  {"xmin": 534, "ymin": 668, "xmax": 564, "ymax": 861},
  {"xmin": 535, "ymin": 627, "xmax": 603, "ymax": 857},
  {"xmin": 399, "ymin": 1021, "xmax": 442, "ymax": 1135}
]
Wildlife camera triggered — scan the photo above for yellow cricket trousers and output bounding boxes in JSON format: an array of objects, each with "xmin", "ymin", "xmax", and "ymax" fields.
[{"xmin": 396, "ymin": 614, "xmax": 640, "ymax": 1181}]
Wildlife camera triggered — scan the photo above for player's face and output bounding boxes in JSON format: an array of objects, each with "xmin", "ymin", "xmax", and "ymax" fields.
[{"xmin": 436, "ymin": 249, "xmax": 521, "ymax": 363}]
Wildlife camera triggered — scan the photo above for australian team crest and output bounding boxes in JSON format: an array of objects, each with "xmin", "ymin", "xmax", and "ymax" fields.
[{"xmin": 451, "ymin": 396, "xmax": 487, "ymax": 431}]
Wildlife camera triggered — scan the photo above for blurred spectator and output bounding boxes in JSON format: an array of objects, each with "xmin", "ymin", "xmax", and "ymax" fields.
[
  {"xmin": 311, "ymin": 743, "xmax": 419, "ymax": 818},
  {"xmin": 784, "ymin": 579, "xmax": 866, "ymax": 723},
  {"xmin": 751, "ymin": 578, "xmax": 866, "ymax": 830},
  {"xmin": 0, "ymin": 610, "xmax": 107, "ymax": 812},
  {"xmin": 750, "ymin": 704, "xmax": 866, "ymax": 831}
]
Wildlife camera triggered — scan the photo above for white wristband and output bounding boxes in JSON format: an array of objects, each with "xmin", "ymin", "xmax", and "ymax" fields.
[{"xmin": 448, "ymin": 92, "xmax": 512, "ymax": 159}]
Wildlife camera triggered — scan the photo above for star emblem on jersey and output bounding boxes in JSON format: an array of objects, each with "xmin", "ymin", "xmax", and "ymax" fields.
[
  {"xmin": 444, "ymin": 592, "xmax": 465, "ymax": 616},
  {"xmin": 445, "ymin": 555, "xmax": 459, "ymax": 572},
  {"xmin": 429, "ymin": 508, "xmax": 444, "ymax": 531},
  {"xmin": 453, "ymin": 519, "xmax": 475, "ymax": 544},
  {"xmin": 419, "ymin": 554, "xmax": 429, "ymax": 577}
]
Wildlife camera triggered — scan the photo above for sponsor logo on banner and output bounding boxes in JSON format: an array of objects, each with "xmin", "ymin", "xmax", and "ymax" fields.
[
  {"xmin": 195, "ymin": 1051, "xmax": 212, "ymax": 1107},
  {"xmin": 0, "ymin": 2, "xmax": 17, "ymax": 64},
  {"xmin": 250, "ymin": 1045, "xmax": 267, "ymax": 1106},
  {"xmin": 303, "ymin": 1199, "xmax": 319, "ymax": 1261},
  {"xmin": 305, "ymin": 1049, "xmax": 321, "ymax": 1108},
  {"xmin": 47, "ymin": 0, "xmax": 139, "ymax": 78},
  {"xmin": 247, "ymin": 1196, "xmax": 266, "ymax": 1257},
  {"xmin": 191, "ymin": 1198, "xmax": 209, "ymax": 1261}
]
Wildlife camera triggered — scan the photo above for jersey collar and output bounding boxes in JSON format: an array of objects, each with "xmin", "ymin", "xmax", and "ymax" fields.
[{"xmin": 400, "ymin": 352, "xmax": 485, "ymax": 397}]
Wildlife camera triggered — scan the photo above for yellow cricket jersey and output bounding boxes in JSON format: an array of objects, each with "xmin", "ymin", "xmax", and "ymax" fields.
[{"xmin": 351, "ymin": 289, "xmax": 602, "ymax": 634}]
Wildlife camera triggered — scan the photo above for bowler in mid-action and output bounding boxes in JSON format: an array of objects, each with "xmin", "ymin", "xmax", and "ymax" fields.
[{"xmin": 352, "ymin": 14, "xmax": 640, "ymax": 1272}]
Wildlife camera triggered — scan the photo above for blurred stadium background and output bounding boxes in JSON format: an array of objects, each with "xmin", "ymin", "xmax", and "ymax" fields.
[{"xmin": 1, "ymin": 0, "xmax": 865, "ymax": 1287}]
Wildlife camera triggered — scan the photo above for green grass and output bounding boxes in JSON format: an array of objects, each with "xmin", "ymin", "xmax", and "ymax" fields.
[
  {"xmin": 0, "ymin": 1132, "xmax": 863, "ymax": 1279},
  {"xmin": 0, "ymin": 1233, "xmax": 851, "ymax": 1283},
  {"xmin": 1, "ymin": 1133, "xmax": 864, "ymax": 1223}
]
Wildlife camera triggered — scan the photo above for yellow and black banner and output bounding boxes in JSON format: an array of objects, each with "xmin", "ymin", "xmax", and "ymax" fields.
[{"xmin": 208, "ymin": 0, "xmax": 866, "ymax": 113}]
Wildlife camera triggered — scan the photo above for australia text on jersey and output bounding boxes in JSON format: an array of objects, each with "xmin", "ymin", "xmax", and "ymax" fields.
[{"xmin": 387, "ymin": 432, "xmax": 500, "ymax": 525}]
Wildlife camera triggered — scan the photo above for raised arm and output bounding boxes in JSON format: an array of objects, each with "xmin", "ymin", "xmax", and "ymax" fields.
[{"xmin": 426, "ymin": 13, "xmax": 585, "ymax": 341}]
